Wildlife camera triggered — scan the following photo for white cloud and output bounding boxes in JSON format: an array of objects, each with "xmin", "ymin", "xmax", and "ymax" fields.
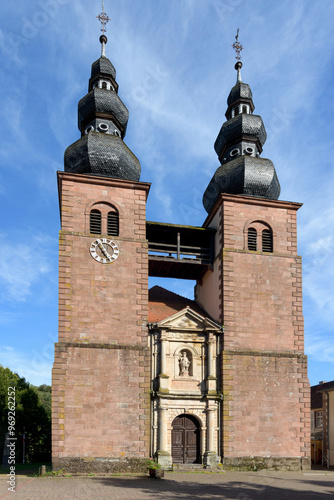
[
  {"xmin": 305, "ymin": 333, "xmax": 334, "ymax": 365},
  {"xmin": 0, "ymin": 343, "xmax": 53, "ymax": 386},
  {"xmin": 0, "ymin": 233, "xmax": 55, "ymax": 302}
]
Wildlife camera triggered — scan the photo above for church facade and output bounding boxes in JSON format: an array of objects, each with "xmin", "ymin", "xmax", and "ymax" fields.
[{"xmin": 52, "ymin": 28, "xmax": 310, "ymax": 472}]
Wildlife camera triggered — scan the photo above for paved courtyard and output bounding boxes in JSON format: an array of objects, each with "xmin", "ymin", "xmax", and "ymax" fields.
[{"xmin": 1, "ymin": 470, "xmax": 334, "ymax": 500}]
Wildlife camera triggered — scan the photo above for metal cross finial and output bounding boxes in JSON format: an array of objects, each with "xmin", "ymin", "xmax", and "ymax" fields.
[
  {"xmin": 97, "ymin": 1, "xmax": 110, "ymax": 34},
  {"xmin": 232, "ymin": 29, "xmax": 243, "ymax": 61}
]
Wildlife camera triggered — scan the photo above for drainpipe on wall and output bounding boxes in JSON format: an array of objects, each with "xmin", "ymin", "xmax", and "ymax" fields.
[{"xmin": 325, "ymin": 391, "xmax": 330, "ymax": 468}]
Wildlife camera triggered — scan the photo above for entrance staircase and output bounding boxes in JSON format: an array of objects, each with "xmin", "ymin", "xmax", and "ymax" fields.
[{"xmin": 172, "ymin": 464, "xmax": 206, "ymax": 472}]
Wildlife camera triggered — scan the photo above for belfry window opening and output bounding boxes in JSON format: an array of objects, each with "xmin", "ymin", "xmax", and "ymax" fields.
[
  {"xmin": 107, "ymin": 211, "xmax": 119, "ymax": 236},
  {"xmin": 90, "ymin": 209, "xmax": 102, "ymax": 234},
  {"xmin": 248, "ymin": 227, "xmax": 257, "ymax": 251},
  {"xmin": 262, "ymin": 229, "xmax": 273, "ymax": 252}
]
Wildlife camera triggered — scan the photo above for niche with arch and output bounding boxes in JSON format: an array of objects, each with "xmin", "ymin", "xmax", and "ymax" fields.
[{"xmin": 174, "ymin": 346, "xmax": 199, "ymax": 379}]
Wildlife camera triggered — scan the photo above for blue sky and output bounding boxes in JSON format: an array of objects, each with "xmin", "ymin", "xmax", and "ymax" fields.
[{"xmin": 0, "ymin": 0, "xmax": 333, "ymax": 387}]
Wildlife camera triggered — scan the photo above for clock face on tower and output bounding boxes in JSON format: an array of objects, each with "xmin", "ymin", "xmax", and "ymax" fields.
[{"xmin": 90, "ymin": 238, "xmax": 119, "ymax": 264}]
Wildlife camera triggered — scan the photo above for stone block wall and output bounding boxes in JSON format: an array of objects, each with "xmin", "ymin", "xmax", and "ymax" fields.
[
  {"xmin": 57, "ymin": 172, "xmax": 150, "ymax": 345},
  {"xmin": 222, "ymin": 351, "xmax": 310, "ymax": 460},
  {"xmin": 52, "ymin": 172, "xmax": 151, "ymax": 472},
  {"xmin": 198, "ymin": 194, "xmax": 311, "ymax": 470}
]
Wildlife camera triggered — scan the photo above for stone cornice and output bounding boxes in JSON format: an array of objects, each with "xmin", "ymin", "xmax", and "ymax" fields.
[
  {"xmin": 57, "ymin": 170, "xmax": 150, "ymax": 196},
  {"xmin": 203, "ymin": 193, "xmax": 302, "ymax": 228}
]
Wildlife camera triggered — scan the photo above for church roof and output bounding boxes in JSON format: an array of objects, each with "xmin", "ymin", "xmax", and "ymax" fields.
[{"xmin": 148, "ymin": 286, "xmax": 208, "ymax": 323}]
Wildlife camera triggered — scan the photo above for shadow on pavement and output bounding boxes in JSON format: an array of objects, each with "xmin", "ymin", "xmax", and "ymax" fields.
[{"xmin": 90, "ymin": 473, "xmax": 334, "ymax": 500}]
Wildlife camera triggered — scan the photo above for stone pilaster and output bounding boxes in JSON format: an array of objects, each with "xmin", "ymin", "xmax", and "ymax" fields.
[
  {"xmin": 157, "ymin": 405, "xmax": 172, "ymax": 469},
  {"xmin": 203, "ymin": 407, "xmax": 217, "ymax": 467}
]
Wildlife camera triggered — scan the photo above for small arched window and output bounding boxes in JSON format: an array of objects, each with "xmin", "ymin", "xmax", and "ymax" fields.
[
  {"xmin": 101, "ymin": 81, "xmax": 108, "ymax": 89},
  {"xmin": 248, "ymin": 228, "xmax": 257, "ymax": 251},
  {"xmin": 234, "ymin": 107, "xmax": 239, "ymax": 117},
  {"xmin": 90, "ymin": 209, "xmax": 101, "ymax": 234},
  {"xmin": 242, "ymin": 105, "xmax": 248, "ymax": 114},
  {"xmin": 107, "ymin": 211, "xmax": 119, "ymax": 236},
  {"xmin": 262, "ymin": 229, "xmax": 273, "ymax": 253}
]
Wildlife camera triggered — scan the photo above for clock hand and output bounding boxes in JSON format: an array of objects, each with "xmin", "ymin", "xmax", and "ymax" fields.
[{"xmin": 96, "ymin": 239, "xmax": 112, "ymax": 260}]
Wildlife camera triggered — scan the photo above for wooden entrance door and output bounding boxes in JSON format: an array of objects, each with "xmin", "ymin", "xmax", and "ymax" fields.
[{"xmin": 171, "ymin": 414, "xmax": 200, "ymax": 464}]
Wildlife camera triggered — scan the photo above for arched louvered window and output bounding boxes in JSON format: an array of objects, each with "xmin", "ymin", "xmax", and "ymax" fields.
[
  {"xmin": 90, "ymin": 209, "xmax": 101, "ymax": 234},
  {"xmin": 242, "ymin": 105, "xmax": 248, "ymax": 114},
  {"xmin": 248, "ymin": 228, "xmax": 257, "ymax": 251},
  {"xmin": 102, "ymin": 81, "xmax": 108, "ymax": 89},
  {"xmin": 262, "ymin": 229, "xmax": 273, "ymax": 253},
  {"xmin": 107, "ymin": 211, "xmax": 119, "ymax": 236},
  {"xmin": 234, "ymin": 107, "xmax": 239, "ymax": 117}
]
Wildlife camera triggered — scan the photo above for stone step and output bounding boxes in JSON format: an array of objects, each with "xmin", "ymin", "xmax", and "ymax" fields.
[{"xmin": 172, "ymin": 464, "xmax": 205, "ymax": 472}]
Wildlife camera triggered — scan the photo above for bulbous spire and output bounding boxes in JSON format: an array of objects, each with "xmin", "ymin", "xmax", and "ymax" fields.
[
  {"xmin": 203, "ymin": 37, "xmax": 280, "ymax": 213},
  {"xmin": 64, "ymin": 6, "xmax": 141, "ymax": 181}
]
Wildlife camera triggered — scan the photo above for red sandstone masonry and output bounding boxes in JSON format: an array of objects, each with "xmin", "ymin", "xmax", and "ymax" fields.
[
  {"xmin": 216, "ymin": 195, "xmax": 304, "ymax": 353},
  {"xmin": 52, "ymin": 172, "xmax": 151, "ymax": 470},
  {"xmin": 201, "ymin": 194, "xmax": 310, "ymax": 467},
  {"xmin": 53, "ymin": 344, "xmax": 149, "ymax": 458},
  {"xmin": 222, "ymin": 351, "xmax": 310, "ymax": 458}
]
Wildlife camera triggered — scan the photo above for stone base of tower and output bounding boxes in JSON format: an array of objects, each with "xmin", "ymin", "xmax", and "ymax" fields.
[
  {"xmin": 52, "ymin": 457, "xmax": 150, "ymax": 474},
  {"xmin": 222, "ymin": 456, "xmax": 311, "ymax": 471},
  {"xmin": 52, "ymin": 343, "xmax": 151, "ymax": 473},
  {"xmin": 221, "ymin": 350, "xmax": 311, "ymax": 471}
]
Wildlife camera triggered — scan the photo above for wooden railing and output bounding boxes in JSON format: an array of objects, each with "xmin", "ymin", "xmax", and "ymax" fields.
[{"xmin": 148, "ymin": 240, "xmax": 211, "ymax": 261}]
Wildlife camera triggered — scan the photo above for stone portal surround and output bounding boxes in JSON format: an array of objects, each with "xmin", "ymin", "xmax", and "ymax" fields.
[{"xmin": 154, "ymin": 400, "xmax": 220, "ymax": 469}]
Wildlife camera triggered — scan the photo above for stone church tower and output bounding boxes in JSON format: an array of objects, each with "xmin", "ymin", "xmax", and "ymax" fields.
[
  {"xmin": 52, "ymin": 20, "xmax": 310, "ymax": 471},
  {"xmin": 196, "ymin": 60, "xmax": 310, "ymax": 469},
  {"xmin": 52, "ymin": 32, "xmax": 151, "ymax": 471}
]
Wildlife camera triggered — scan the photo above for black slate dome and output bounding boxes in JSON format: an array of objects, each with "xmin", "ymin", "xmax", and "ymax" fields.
[
  {"xmin": 78, "ymin": 88, "xmax": 129, "ymax": 137},
  {"xmin": 203, "ymin": 156, "xmax": 280, "ymax": 213},
  {"xmin": 202, "ymin": 61, "xmax": 280, "ymax": 213},
  {"xmin": 214, "ymin": 113, "xmax": 266, "ymax": 160},
  {"xmin": 63, "ymin": 34, "xmax": 141, "ymax": 181},
  {"xmin": 227, "ymin": 81, "xmax": 253, "ymax": 107},
  {"xmin": 64, "ymin": 132, "xmax": 141, "ymax": 181},
  {"xmin": 91, "ymin": 56, "xmax": 116, "ymax": 80}
]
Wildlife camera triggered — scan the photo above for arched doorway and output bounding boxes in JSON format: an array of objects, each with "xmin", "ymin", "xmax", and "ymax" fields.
[{"xmin": 171, "ymin": 414, "xmax": 200, "ymax": 464}]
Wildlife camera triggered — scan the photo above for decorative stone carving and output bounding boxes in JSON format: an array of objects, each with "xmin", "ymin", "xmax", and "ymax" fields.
[{"xmin": 179, "ymin": 351, "xmax": 191, "ymax": 376}]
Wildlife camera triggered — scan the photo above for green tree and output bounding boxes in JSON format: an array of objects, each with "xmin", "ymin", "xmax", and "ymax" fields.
[
  {"xmin": 0, "ymin": 366, "xmax": 51, "ymax": 463},
  {"xmin": 34, "ymin": 384, "xmax": 51, "ymax": 417}
]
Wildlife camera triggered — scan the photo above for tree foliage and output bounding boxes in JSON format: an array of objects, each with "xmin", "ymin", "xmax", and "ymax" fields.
[{"xmin": 0, "ymin": 366, "xmax": 51, "ymax": 463}]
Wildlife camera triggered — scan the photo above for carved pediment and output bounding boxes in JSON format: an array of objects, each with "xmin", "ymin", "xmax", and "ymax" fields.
[{"xmin": 156, "ymin": 307, "xmax": 221, "ymax": 332}]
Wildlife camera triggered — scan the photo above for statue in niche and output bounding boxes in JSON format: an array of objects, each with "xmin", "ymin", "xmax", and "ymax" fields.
[{"xmin": 179, "ymin": 351, "xmax": 191, "ymax": 376}]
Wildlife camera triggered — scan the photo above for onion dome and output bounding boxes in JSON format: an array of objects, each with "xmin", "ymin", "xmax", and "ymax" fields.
[
  {"xmin": 64, "ymin": 34, "xmax": 141, "ymax": 181},
  {"xmin": 203, "ymin": 61, "xmax": 280, "ymax": 213},
  {"xmin": 64, "ymin": 132, "xmax": 140, "ymax": 179},
  {"xmin": 91, "ymin": 56, "xmax": 116, "ymax": 81},
  {"xmin": 227, "ymin": 81, "xmax": 253, "ymax": 111},
  {"xmin": 78, "ymin": 88, "xmax": 129, "ymax": 138}
]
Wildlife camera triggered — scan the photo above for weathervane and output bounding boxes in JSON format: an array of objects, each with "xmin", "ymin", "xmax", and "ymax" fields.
[
  {"xmin": 232, "ymin": 29, "xmax": 243, "ymax": 61},
  {"xmin": 97, "ymin": 1, "xmax": 110, "ymax": 35}
]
